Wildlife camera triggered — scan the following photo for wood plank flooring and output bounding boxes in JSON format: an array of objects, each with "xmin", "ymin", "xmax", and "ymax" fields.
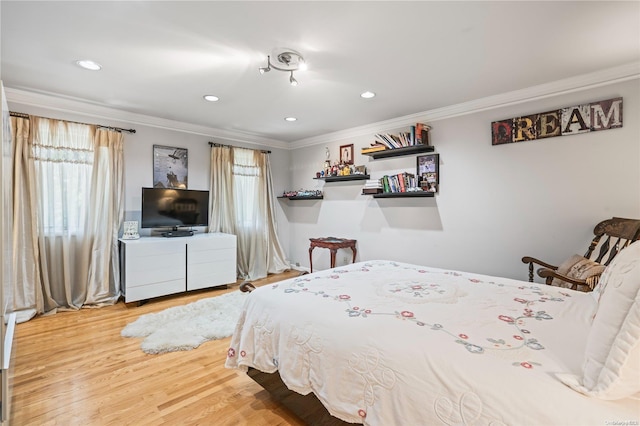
[{"xmin": 10, "ymin": 271, "xmax": 305, "ymax": 426}]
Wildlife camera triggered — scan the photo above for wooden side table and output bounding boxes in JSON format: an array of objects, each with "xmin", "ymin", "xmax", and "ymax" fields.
[{"xmin": 308, "ymin": 237, "xmax": 357, "ymax": 272}]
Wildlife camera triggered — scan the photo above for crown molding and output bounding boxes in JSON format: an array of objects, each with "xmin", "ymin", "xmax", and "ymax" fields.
[
  {"xmin": 6, "ymin": 62, "xmax": 639, "ymax": 151},
  {"xmin": 4, "ymin": 87, "xmax": 290, "ymax": 150},
  {"xmin": 292, "ymin": 61, "xmax": 640, "ymax": 149}
]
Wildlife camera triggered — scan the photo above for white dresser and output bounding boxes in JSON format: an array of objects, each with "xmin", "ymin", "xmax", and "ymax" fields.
[{"xmin": 119, "ymin": 232, "xmax": 237, "ymax": 303}]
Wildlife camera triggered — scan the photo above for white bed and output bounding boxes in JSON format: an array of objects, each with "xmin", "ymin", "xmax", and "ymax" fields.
[{"xmin": 226, "ymin": 253, "xmax": 640, "ymax": 425}]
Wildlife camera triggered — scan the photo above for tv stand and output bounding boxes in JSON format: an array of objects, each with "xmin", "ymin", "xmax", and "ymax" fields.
[
  {"xmin": 162, "ymin": 229, "xmax": 194, "ymax": 238},
  {"xmin": 119, "ymin": 233, "xmax": 237, "ymax": 303}
]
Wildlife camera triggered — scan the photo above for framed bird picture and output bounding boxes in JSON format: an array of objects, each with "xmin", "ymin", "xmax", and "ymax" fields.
[{"xmin": 153, "ymin": 145, "xmax": 188, "ymax": 188}]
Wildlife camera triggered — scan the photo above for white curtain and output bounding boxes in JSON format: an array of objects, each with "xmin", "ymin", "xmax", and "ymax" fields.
[
  {"xmin": 10, "ymin": 116, "xmax": 124, "ymax": 320},
  {"xmin": 209, "ymin": 146, "xmax": 288, "ymax": 280},
  {"xmin": 84, "ymin": 129, "xmax": 124, "ymax": 304},
  {"xmin": 209, "ymin": 146, "xmax": 235, "ymax": 236},
  {"xmin": 10, "ymin": 115, "xmax": 40, "ymax": 321}
]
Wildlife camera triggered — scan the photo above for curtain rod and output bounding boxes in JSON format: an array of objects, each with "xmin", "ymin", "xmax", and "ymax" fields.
[
  {"xmin": 208, "ymin": 141, "xmax": 271, "ymax": 154},
  {"xmin": 9, "ymin": 111, "xmax": 136, "ymax": 134}
]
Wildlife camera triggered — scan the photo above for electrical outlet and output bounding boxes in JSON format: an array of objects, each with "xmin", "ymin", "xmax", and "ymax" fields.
[
  {"xmin": 342, "ymin": 256, "xmax": 348, "ymax": 263},
  {"xmin": 295, "ymin": 262, "xmax": 300, "ymax": 267}
]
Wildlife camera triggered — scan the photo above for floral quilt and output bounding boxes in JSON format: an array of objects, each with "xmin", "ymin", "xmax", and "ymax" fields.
[{"xmin": 225, "ymin": 260, "xmax": 638, "ymax": 425}]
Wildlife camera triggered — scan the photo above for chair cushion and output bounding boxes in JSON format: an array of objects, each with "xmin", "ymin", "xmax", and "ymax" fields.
[
  {"xmin": 557, "ymin": 240, "xmax": 640, "ymax": 399},
  {"xmin": 551, "ymin": 254, "xmax": 605, "ymax": 289}
]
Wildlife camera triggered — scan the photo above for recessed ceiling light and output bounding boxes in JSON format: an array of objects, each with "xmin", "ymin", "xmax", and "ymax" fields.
[
  {"xmin": 360, "ymin": 91, "xmax": 376, "ymax": 99},
  {"xmin": 203, "ymin": 95, "xmax": 220, "ymax": 102},
  {"xmin": 75, "ymin": 60, "xmax": 102, "ymax": 71},
  {"xmin": 284, "ymin": 117, "xmax": 297, "ymax": 122}
]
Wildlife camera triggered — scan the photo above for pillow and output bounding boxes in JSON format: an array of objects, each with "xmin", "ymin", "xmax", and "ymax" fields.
[
  {"xmin": 557, "ymin": 240, "xmax": 640, "ymax": 399},
  {"xmin": 551, "ymin": 254, "xmax": 605, "ymax": 289},
  {"xmin": 591, "ymin": 256, "xmax": 614, "ymax": 303}
]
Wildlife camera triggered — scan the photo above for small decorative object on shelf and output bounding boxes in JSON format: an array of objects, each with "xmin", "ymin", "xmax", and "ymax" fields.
[
  {"xmin": 317, "ymin": 160, "xmax": 367, "ymax": 179},
  {"xmin": 279, "ymin": 189, "xmax": 323, "ymax": 200},
  {"xmin": 314, "ymin": 174, "xmax": 370, "ymax": 183},
  {"xmin": 323, "ymin": 146, "xmax": 331, "ymax": 172}
]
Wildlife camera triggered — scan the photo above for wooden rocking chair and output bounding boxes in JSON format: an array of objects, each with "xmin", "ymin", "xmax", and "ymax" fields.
[{"xmin": 522, "ymin": 217, "xmax": 640, "ymax": 292}]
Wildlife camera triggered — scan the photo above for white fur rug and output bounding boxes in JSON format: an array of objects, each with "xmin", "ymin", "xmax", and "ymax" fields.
[{"xmin": 121, "ymin": 291, "xmax": 248, "ymax": 354}]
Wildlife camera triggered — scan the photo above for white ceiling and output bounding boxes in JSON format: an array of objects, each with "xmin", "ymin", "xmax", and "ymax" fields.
[{"xmin": 1, "ymin": 1, "xmax": 639, "ymax": 146}]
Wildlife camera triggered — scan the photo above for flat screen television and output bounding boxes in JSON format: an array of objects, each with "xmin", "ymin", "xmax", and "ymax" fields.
[{"xmin": 141, "ymin": 187, "xmax": 209, "ymax": 229}]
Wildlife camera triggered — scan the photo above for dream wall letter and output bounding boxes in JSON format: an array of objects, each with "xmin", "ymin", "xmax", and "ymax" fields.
[
  {"xmin": 537, "ymin": 110, "xmax": 561, "ymax": 139},
  {"xmin": 591, "ymin": 98, "xmax": 623, "ymax": 130},
  {"xmin": 491, "ymin": 97, "xmax": 622, "ymax": 146}
]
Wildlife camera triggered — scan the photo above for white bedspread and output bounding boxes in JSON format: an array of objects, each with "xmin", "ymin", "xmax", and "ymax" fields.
[{"xmin": 225, "ymin": 260, "xmax": 639, "ymax": 425}]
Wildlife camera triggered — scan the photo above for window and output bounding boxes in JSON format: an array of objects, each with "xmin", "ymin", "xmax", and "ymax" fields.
[
  {"xmin": 232, "ymin": 149, "xmax": 262, "ymax": 229},
  {"xmin": 31, "ymin": 121, "xmax": 94, "ymax": 235}
]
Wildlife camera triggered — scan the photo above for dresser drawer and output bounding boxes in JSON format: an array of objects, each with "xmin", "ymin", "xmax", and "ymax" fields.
[{"xmin": 124, "ymin": 279, "xmax": 184, "ymax": 303}]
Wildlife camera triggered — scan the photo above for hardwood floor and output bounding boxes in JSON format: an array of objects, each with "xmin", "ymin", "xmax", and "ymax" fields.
[{"xmin": 10, "ymin": 270, "xmax": 306, "ymax": 426}]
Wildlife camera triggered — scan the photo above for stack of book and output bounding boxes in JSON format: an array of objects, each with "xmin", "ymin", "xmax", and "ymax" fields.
[
  {"xmin": 381, "ymin": 172, "xmax": 418, "ymax": 193},
  {"xmin": 362, "ymin": 179, "xmax": 383, "ymax": 194},
  {"xmin": 372, "ymin": 123, "xmax": 431, "ymax": 150}
]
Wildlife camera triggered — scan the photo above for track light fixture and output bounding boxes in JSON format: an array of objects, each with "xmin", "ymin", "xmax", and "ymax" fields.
[
  {"xmin": 259, "ymin": 48, "xmax": 305, "ymax": 86},
  {"xmin": 258, "ymin": 59, "xmax": 271, "ymax": 74}
]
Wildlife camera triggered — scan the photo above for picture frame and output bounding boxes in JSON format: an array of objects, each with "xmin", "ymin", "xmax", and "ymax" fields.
[
  {"xmin": 122, "ymin": 221, "xmax": 140, "ymax": 240},
  {"xmin": 417, "ymin": 153, "xmax": 439, "ymax": 193},
  {"xmin": 339, "ymin": 144, "xmax": 354, "ymax": 165},
  {"xmin": 153, "ymin": 145, "xmax": 188, "ymax": 188}
]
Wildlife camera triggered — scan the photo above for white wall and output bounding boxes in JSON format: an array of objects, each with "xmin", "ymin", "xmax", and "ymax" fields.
[
  {"xmin": 287, "ymin": 79, "xmax": 640, "ymax": 281},
  {"xmin": 118, "ymin": 125, "xmax": 291, "ymax": 239},
  {"xmin": 8, "ymin": 79, "xmax": 639, "ymax": 282}
]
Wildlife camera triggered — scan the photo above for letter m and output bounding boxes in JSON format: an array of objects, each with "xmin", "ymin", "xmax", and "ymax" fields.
[{"xmin": 591, "ymin": 98, "xmax": 623, "ymax": 130}]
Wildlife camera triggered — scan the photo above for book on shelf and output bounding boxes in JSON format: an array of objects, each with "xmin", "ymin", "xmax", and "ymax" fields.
[
  {"xmin": 373, "ymin": 123, "xmax": 431, "ymax": 150},
  {"xmin": 400, "ymin": 132, "xmax": 412, "ymax": 146},
  {"xmin": 374, "ymin": 134, "xmax": 397, "ymax": 149},
  {"xmin": 397, "ymin": 173, "xmax": 406, "ymax": 192},
  {"xmin": 387, "ymin": 174, "xmax": 399, "ymax": 192},
  {"xmin": 381, "ymin": 134, "xmax": 407, "ymax": 148},
  {"xmin": 388, "ymin": 175, "xmax": 397, "ymax": 192},
  {"xmin": 390, "ymin": 134, "xmax": 402, "ymax": 147},
  {"xmin": 363, "ymin": 179, "xmax": 382, "ymax": 189},
  {"xmin": 361, "ymin": 145, "xmax": 387, "ymax": 154},
  {"xmin": 379, "ymin": 172, "xmax": 417, "ymax": 193},
  {"xmin": 362, "ymin": 188, "xmax": 382, "ymax": 194},
  {"xmin": 382, "ymin": 175, "xmax": 390, "ymax": 192},
  {"xmin": 404, "ymin": 172, "xmax": 417, "ymax": 190},
  {"xmin": 415, "ymin": 123, "xmax": 431, "ymax": 145}
]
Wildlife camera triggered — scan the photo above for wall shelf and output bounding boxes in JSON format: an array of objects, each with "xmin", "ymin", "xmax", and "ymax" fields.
[
  {"xmin": 362, "ymin": 144, "xmax": 434, "ymax": 159},
  {"xmin": 371, "ymin": 191, "xmax": 435, "ymax": 198},
  {"xmin": 313, "ymin": 174, "xmax": 370, "ymax": 182},
  {"xmin": 278, "ymin": 196, "xmax": 324, "ymax": 200}
]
